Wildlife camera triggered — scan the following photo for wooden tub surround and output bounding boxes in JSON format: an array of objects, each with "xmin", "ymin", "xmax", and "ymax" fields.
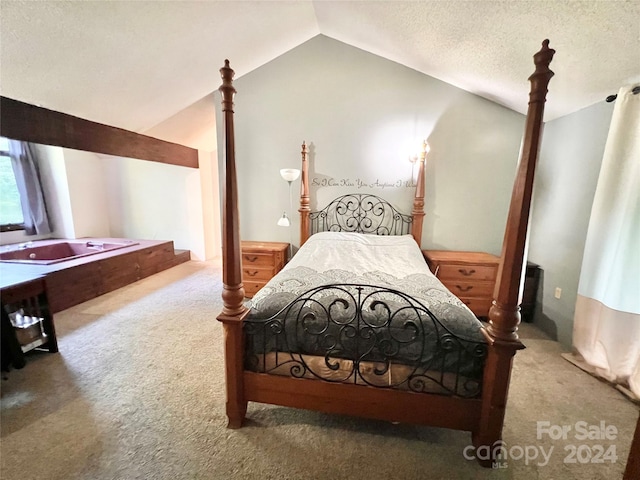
[
  {"xmin": 216, "ymin": 41, "xmax": 555, "ymax": 467},
  {"xmin": 1, "ymin": 238, "xmax": 190, "ymax": 313}
]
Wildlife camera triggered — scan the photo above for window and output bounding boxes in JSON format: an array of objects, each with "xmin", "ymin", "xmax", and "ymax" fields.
[{"xmin": 0, "ymin": 137, "xmax": 25, "ymax": 231}]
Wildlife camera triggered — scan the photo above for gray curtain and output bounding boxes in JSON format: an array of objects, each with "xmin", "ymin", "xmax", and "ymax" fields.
[{"xmin": 8, "ymin": 140, "xmax": 52, "ymax": 235}]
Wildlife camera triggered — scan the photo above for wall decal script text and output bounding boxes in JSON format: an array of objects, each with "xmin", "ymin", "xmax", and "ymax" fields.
[{"xmin": 312, "ymin": 177, "xmax": 416, "ymax": 189}]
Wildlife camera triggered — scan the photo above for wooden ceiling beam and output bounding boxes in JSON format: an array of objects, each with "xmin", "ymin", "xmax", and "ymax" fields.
[{"xmin": 0, "ymin": 96, "xmax": 199, "ymax": 168}]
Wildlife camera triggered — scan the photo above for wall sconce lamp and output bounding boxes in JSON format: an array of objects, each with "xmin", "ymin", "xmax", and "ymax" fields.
[
  {"xmin": 409, "ymin": 141, "xmax": 430, "ymax": 184},
  {"xmin": 409, "ymin": 141, "xmax": 430, "ymax": 164}
]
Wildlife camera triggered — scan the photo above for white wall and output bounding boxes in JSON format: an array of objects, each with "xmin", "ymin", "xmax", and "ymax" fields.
[
  {"xmin": 198, "ymin": 149, "xmax": 221, "ymax": 260},
  {"xmin": 62, "ymin": 148, "xmax": 111, "ymax": 238},
  {"xmin": 102, "ymin": 156, "xmax": 206, "ymax": 260},
  {"xmin": 529, "ymin": 100, "xmax": 614, "ymax": 346},
  {"xmin": 144, "ymin": 93, "xmax": 217, "ymax": 152},
  {"xmin": 144, "ymin": 92, "xmax": 221, "ymax": 261},
  {"xmin": 216, "ymin": 35, "xmax": 525, "ymax": 254},
  {"xmin": 38, "ymin": 144, "xmax": 75, "ymax": 238}
]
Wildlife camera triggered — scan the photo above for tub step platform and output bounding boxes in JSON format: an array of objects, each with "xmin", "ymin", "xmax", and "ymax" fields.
[
  {"xmin": 172, "ymin": 249, "xmax": 192, "ymax": 266},
  {"xmin": 0, "ymin": 239, "xmax": 192, "ymax": 314},
  {"xmin": 32, "ymin": 240, "xmax": 189, "ymax": 313}
]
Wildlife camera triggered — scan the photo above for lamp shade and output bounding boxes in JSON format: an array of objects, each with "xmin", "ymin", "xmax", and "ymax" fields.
[
  {"xmin": 280, "ymin": 168, "xmax": 300, "ymax": 182},
  {"xmin": 277, "ymin": 212, "xmax": 290, "ymax": 227}
]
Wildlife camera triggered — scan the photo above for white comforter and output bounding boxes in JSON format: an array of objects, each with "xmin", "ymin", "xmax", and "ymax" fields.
[{"xmin": 283, "ymin": 231, "xmax": 435, "ymax": 278}]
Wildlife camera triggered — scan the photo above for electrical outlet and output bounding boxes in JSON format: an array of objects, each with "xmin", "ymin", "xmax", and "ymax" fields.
[{"xmin": 554, "ymin": 287, "xmax": 562, "ymax": 299}]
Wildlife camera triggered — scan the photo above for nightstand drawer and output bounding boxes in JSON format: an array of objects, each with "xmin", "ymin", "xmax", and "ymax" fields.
[
  {"xmin": 441, "ymin": 280, "xmax": 494, "ymax": 298},
  {"xmin": 244, "ymin": 281, "xmax": 267, "ymax": 296},
  {"xmin": 242, "ymin": 267, "xmax": 274, "ymax": 282},
  {"xmin": 437, "ymin": 264, "xmax": 496, "ymax": 281},
  {"xmin": 459, "ymin": 297, "xmax": 494, "ymax": 317},
  {"xmin": 242, "ymin": 253, "xmax": 276, "ymax": 267}
]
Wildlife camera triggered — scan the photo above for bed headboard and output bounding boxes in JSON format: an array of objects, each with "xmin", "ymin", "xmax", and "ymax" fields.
[
  {"xmin": 309, "ymin": 194, "xmax": 413, "ymax": 236},
  {"xmin": 299, "ymin": 141, "xmax": 427, "ymax": 246}
]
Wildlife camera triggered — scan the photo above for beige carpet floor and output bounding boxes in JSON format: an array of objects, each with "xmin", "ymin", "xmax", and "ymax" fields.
[{"xmin": 1, "ymin": 261, "xmax": 638, "ymax": 480}]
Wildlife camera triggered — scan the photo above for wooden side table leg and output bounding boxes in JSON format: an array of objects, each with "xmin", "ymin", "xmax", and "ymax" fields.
[
  {"xmin": 1, "ymin": 306, "xmax": 26, "ymax": 370},
  {"xmin": 38, "ymin": 292, "xmax": 58, "ymax": 353}
]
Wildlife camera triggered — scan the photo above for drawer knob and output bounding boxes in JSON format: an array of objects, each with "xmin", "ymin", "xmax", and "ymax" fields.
[
  {"xmin": 458, "ymin": 268, "xmax": 476, "ymax": 276},
  {"xmin": 456, "ymin": 285, "xmax": 473, "ymax": 292},
  {"xmin": 244, "ymin": 255, "xmax": 258, "ymax": 262},
  {"xmin": 246, "ymin": 270, "xmax": 258, "ymax": 277}
]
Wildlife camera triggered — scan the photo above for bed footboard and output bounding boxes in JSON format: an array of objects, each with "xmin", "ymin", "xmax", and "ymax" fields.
[{"xmin": 245, "ymin": 283, "xmax": 487, "ymax": 398}]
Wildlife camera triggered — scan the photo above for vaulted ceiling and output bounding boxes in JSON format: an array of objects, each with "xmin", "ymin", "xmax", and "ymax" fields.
[{"xmin": 1, "ymin": 0, "xmax": 638, "ymax": 136}]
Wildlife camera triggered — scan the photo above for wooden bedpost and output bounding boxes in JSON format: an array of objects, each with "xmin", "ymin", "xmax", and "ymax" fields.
[
  {"xmin": 625, "ymin": 412, "xmax": 640, "ymax": 480},
  {"xmin": 489, "ymin": 40, "xmax": 554, "ymax": 339},
  {"xmin": 474, "ymin": 40, "xmax": 555, "ymax": 464},
  {"xmin": 216, "ymin": 59, "xmax": 249, "ymax": 429},
  {"xmin": 299, "ymin": 141, "xmax": 311, "ymax": 246},
  {"xmin": 411, "ymin": 140, "xmax": 427, "ymax": 246}
]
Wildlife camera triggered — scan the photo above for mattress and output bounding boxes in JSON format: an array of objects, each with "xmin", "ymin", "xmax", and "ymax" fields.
[{"xmin": 245, "ymin": 232, "xmax": 487, "ymax": 397}]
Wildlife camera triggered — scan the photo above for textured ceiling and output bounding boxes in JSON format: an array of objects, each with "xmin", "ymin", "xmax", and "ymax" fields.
[{"xmin": 1, "ymin": 0, "xmax": 639, "ymax": 135}]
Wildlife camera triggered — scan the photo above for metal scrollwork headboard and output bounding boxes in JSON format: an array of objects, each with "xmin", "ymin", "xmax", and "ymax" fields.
[{"xmin": 309, "ymin": 194, "xmax": 412, "ymax": 236}]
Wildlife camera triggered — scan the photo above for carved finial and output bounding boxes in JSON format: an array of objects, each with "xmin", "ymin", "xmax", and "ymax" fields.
[
  {"xmin": 220, "ymin": 60, "xmax": 235, "ymax": 83},
  {"xmin": 219, "ymin": 60, "xmax": 236, "ymax": 112},
  {"xmin": 528, "ymin": 40, "xmax": 555, "ymax": 103},
  {"xmin": 533, "ymin": 39, "xmax": 555, "ymax": 68}
]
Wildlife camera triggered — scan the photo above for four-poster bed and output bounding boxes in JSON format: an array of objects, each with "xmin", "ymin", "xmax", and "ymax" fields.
[{"xmin": 216, "ymin": 40, "xmax": 555, "ymax": 466}]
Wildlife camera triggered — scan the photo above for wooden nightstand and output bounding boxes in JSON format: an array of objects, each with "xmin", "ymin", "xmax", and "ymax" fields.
[
  {"xmin": 241, "ymin": 241, "xmax": 289, "ymax": 298},
  {"xmin": 422, "ymin": 250, "xmax": 500, "ymax": 318}
]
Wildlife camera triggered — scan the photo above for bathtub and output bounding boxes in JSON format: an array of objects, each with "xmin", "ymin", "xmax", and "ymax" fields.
[{"xmin": 0, "ymin": 239, "xmax": 139, "ymax": 265}]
